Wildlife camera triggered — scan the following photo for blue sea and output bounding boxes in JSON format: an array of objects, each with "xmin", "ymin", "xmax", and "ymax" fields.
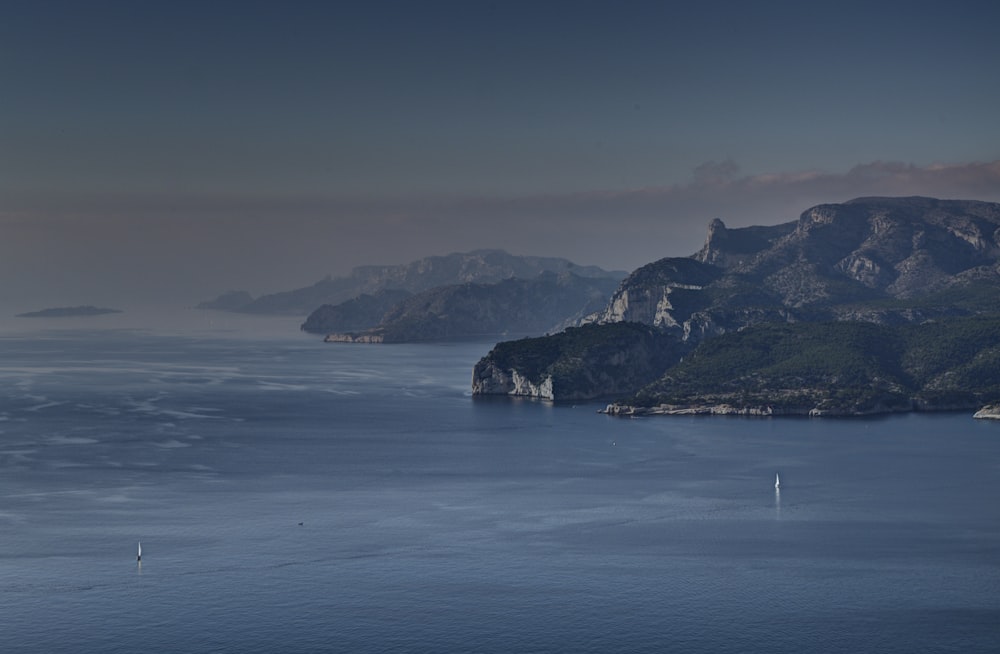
[{"xmin": 1, "ymin": 311, "xmax": 999, "ymax": 653}]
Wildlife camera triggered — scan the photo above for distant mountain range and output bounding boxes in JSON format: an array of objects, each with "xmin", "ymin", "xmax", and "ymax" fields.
[
  {"xmin": 314, "ymin": 271, "xmax": 620, "ymax": 343},
  {"xmin": 198, "ymin": 249, "xmax": 625, "ymax": 317},
  {"xmin": 472, "ymin": 196, "xmax": 1000, "ymax": 417}
]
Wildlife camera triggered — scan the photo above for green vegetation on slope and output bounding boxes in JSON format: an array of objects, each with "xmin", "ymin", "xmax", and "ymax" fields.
[
  {"xmin": 481, "ymin": 322, "xmax": 685, "ymax": 399},
  {"xmin": 628, "ymin": 315, "xmax": 1000, "ymax": 413}
]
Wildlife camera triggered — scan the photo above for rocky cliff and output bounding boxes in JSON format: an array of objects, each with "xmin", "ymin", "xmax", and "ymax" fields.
[
  {"xmin": 472, "ymin": 323, "xmax": 683, "ymax": 401},
  {"xmin": 473, "ymin": 197, "xmax": 1000, "ymax": 413},
  {"xmin": 584, "ymin": 196, "xmax": 1000, "ymax": 346},
  {"xmin": 974, "ymin": 404, "xmax": 1000, "ymax": 420}
]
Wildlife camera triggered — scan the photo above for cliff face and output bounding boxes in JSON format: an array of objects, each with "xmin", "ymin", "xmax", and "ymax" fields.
[
  {"xmin": 974, "ymin": 405, "xmax": 1000, "ymax": 420},
  {"xmin": 590, "ymin": 197, "xmax": 1000, "ymax": 343},
  {"xmin": 471, "ymin": 364, "xmax": 555, "ymax": 399},
  {"xmin": 471, "ymin": 322, "xmax": 684, "ymax": 401},
  {"xmin": 584, "ymin": 258, "xmax": 723, "ymax": 329},
  {"xmin": 473, "ymin": 197, "xmax": 1000, "ymax": 408}
]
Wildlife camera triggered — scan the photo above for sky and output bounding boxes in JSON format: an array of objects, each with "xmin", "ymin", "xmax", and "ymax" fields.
[{"xmin": 2, "ymin": 0, "xmax": 1000, "ymax": 309}]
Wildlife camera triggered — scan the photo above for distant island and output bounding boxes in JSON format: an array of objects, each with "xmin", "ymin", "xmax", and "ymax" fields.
[{"xmin": 16, "ymin": 305, "xmax": 122, "ymax": 318}]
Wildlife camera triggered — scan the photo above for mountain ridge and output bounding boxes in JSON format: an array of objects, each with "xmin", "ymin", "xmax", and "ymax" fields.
[
  {"xmin": 316, "ymin": 271, "xmax": 620, "ymax": 343},
  {"xmin": 198, "ymin": 249, "xmax": 625, "ymax": 316},
  {"xmin": 472, "ymin": 196, "xmax": 1000, "ymax": 416}
]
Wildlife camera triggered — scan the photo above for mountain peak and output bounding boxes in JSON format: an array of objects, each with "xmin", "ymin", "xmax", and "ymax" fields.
[{"xmin": 613, "ymin": 196, "xmax": 1000, "ymax": 333}]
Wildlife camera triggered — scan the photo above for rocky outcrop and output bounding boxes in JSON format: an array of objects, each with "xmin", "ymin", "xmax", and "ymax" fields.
[
  {"xmin": 583, "ymin": 258, "xmax": 723, "ymax": 332},
  {"xmin": 472, "ymin": 365, "xmax": 555, "ymax": 399},
  {"xmin": 588, "ymin": 197, "xmax": 1000, "ymax": 343},
  {"xmin": 472, "ymin": 322, "xmax": 684, "ymax": 401},
  {"xmin": 973, "ymin": 404, "xmax": 1000, "ymax": 420},
  {"xmin": 693, "ymin": 219, "xmax": 796, "ymax": 268}
]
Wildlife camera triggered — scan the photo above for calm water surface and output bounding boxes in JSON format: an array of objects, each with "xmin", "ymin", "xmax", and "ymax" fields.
[{"xmin": 1, "ymin": 314, "xmax": 998, "ymax": 653}]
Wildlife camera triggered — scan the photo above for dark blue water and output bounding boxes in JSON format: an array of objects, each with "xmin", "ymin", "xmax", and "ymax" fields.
[{"xmin": 1, "ymin": 319, "xmax": 999, "ymax": 653}]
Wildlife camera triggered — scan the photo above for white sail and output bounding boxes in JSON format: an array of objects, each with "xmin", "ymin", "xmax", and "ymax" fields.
[
  {"xmin": 137, "ymin": 541, "xmax": 142, "ymax": 561},
  {"xmin": 775, "ymin": 473, "xmax": 780, "ymax": 489}
]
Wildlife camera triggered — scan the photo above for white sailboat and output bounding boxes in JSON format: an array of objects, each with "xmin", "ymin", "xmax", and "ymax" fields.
[
  {"xmin": 774, "ymin": 473, "xmax": 780, "ymax": 490},
  {"xmin": 137, "ymin": 541, "xmax": 142, "ymax": 562}
]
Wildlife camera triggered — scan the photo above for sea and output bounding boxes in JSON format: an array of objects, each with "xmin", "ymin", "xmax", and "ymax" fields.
[{"xmin": 1, "ymin": 309, "xmax": 998, "ymax": 653}]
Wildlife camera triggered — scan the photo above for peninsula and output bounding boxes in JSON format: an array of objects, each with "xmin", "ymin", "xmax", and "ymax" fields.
[{"xmin": 472, "ymin": 197, "xmax": 1000, "ymax": 418}]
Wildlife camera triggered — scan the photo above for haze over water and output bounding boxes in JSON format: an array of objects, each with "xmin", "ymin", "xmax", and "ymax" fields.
[
  {"xmin": 4, "ymin": 2, "xmax": 1000, "ymax": 310},
  {"xmin": 1, "ymin": 316, "xmax": 998, "ymax": 653}
]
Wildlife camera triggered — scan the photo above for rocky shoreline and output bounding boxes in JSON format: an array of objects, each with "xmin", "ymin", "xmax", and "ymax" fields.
[
  {"xmin": 602, "ymin": 401, "xmax": 999, "ymax": 419},
  {"xmin": 973, "ymin": 405, "xmax": 1000, "ymax": 420},
  {"xmin": 324, "ymin": 332, "xmax": 385, "ymax": 343}
]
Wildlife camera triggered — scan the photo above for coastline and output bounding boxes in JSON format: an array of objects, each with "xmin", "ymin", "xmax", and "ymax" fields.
[{"xmin": 602, "ymin": 401, "xmax": 999, "ymax": 419}]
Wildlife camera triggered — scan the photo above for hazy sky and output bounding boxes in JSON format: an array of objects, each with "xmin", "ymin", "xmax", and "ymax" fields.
[{"xmin": 2, "ymin": 0, "xmax": 999, "ymax": 308}]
